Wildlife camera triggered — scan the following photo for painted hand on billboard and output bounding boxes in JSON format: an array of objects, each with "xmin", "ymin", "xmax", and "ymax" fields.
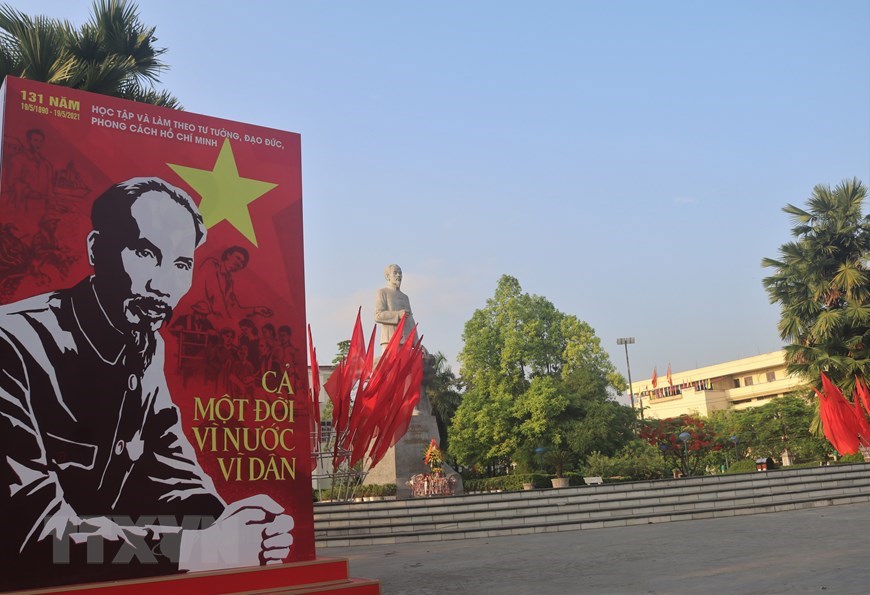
[{"xmin": 178, "ymin": 494, "xmax": 293, "ymax": 571}]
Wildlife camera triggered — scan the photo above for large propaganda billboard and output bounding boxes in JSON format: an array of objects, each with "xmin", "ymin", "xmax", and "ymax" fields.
[{"xmin": 0, "ymin": 77, "xmax": 313, "ymax": 591}]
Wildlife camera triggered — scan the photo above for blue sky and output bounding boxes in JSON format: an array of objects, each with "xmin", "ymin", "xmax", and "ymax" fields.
[{"xmin": 15, "ymin": 1, "xmax": 870, "ymax": 398}]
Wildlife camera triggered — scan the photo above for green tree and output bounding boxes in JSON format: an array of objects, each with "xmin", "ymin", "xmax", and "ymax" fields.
[
  {"xmin": 704, "ymin": 409, "xmax": 744, "ymax": 468},
  {"xmin": 448, "ymin": 275, "xmax": 630, "ymax": 474},
  {"xmin": 762, "ymin": 178, "xmax": 870, "ymax": 408},
  {"xmin": 425, "ymin": 352, "xmax": 463, "ymax": 455},
  {"xmin": 732, "ymin": 395, "xmax": 832, "ymax": 463},
  {"xmin": 332, "ymin": 339, "xmax": 350, "ymax": 365},
  {"xmin": 0, "ymin": 0, "xmax": 178, "ymax": 107}
]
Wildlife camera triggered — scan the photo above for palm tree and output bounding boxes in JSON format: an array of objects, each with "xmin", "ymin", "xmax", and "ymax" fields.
[
  {"xmin": 0, "ymin": 0, "xmax": 178, "ymax": 107},
  {"xmin": 762, "ymin": 178, "xmax": 870, "ymax": 410},
  {"xmin": 425, "ymin": 352, "xmax": 463, "ymax": 453}
]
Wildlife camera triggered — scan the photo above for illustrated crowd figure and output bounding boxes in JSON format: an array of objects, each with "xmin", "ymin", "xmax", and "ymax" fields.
[
  {"xmin": 171, "ymin": 313, "xmax": 301, "ymax": 397},
  {"xmin": 0, "ymin": 129, "xmax": 88, "ymax": 298}
]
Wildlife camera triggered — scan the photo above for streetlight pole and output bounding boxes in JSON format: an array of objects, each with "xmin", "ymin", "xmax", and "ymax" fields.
[
  {"xmin": 678, "ymin": 431, "xmax": 691, "ymax": 477},
  {"xmin": 617, "ymin": 337, "xmax": 641, "ymax": 419}
]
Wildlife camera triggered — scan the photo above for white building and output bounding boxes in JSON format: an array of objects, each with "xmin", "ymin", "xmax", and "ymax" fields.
[{"xmin": 632, "ymin": 350, "xmax": 804, "ymax": 419}]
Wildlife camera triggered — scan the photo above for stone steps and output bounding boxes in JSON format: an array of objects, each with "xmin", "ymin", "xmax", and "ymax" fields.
[{"xmin": 314, "ymin": 463, "xmax": 870, "ymax": 547}]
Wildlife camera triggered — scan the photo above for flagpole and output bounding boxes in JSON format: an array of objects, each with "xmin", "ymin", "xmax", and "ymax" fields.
[{"xmin": 616, "ymin": 337, "xmax": 641, "ymax": 420}]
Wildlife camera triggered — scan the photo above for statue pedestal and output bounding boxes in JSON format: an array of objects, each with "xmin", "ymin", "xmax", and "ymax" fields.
[
  {"xmin": 365, "ymin": 352, "xmax": 463, "ymax": 498},
  {"xmin": 365, "ymin": 413, "xmax": 438, "ymax": 499},
  {"xmin": 364, "ymin": 409, "xmax": 463, "ymax": 499}
]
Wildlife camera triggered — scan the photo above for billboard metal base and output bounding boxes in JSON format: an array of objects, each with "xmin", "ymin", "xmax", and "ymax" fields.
[{"xmin": 13, "ymin": 558, "xmax": 380, "ymax": 595}]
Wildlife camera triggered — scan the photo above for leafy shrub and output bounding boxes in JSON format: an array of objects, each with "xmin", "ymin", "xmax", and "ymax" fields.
[
  {"xmin": 355, "ymin": 483, "xmax": 397, "ymax": 497},
  {"xmin": 465, "ymin": 473, "xmax": 552, "ymax": 492},
  {"xmin": 314, "ymin": 482, "xmax": 399, "ymax": 502},
  {"xmin": 582, "ymin": 441, "xmax": 665, "ymax": 480},
  {"xmin": 464, "ymin": 479, "xmax": 486, "ymax": 492},
  {"xmin": 837, "ymin": 453, "xmax": 866, "ymax": 464},
  {"xmin": 787, "ymin": 461, "xmax": 828, "ymax": 469},
  {"xmin": 563, "ymin": 472, "xmax": 586, "ymax": 486},
  {"xmin": 724, "ymin": 459, "xmax": 758, "ymax": 474},
  {"xmin": 583, "ymin": 451, "xmax": 618, "ymax": 478}
]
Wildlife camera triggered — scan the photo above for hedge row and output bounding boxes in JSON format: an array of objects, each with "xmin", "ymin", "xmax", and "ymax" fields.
[
  {"xmin": 314, "ymin": 483, "xmax": 396, "ymax": 501},
  {"xmin": 464, "ymin": 473, "xmax": 588, "ymax": 492}
]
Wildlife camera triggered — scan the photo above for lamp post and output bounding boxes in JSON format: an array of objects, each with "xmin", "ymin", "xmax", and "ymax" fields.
[
  {"xmin": 678, "ymin": 431, "xmax": 691, "ymax": 477},
  {"xmin": 617, "ymin": 337, "xmax": 641, "ymax": 420},
  {"xmin": 730, "ymin": 435, "xmax": 739, "ymax": 465},
  {"xmin": 534, "ymin": 446, "xmax": 546, "ymax": 473}
]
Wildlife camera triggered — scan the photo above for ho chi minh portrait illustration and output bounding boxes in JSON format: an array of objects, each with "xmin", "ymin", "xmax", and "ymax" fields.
[{"xmin": 0, "ymin": 178, "xmax": 293, "ymax": 590}]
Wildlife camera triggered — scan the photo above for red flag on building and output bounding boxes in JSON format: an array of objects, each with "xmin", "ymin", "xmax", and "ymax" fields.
[
  {"xmin": 666, "ymin": 363, "xmax": 673, "ymax": 388},
  {"xmin": 651, "ymin": 366, "xmax": 658, "ymax": 389}
]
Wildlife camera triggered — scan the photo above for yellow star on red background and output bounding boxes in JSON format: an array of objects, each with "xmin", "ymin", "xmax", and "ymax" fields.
[{"xmin": 169, "ymin": 139, "xmax": 277, "ymax": 246}]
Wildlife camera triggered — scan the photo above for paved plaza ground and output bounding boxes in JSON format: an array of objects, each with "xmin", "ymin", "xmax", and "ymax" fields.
[{"xmin": 328, "ymin": 501, "xmax": 870, "ymax": 594}]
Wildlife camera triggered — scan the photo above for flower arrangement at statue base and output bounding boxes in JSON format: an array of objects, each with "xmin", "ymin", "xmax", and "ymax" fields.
[
  {"xmin": 409, "ymin": 439, "xmax": 455, "ymax": 497},
  {"xmin": 424, "ymin": 438, "xmax": 443, "ymax": 475}
]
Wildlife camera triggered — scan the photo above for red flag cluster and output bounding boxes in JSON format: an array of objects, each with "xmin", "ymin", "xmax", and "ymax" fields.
[
  {"xmin": 308, "ymin": 325, "xmax": 321, "ymax": 472},
  {"xmin": 307, "ymin": 309, "xmax": 424, "ymax": 473},
  {"xmin": 813, "ymin": 373, "xmax": 870, "ymax": 455}
]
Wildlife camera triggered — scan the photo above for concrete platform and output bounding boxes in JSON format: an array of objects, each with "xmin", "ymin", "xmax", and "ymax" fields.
[{"xmin": 328, "ymin": 501, "xmax": 870, "ymax": 594}]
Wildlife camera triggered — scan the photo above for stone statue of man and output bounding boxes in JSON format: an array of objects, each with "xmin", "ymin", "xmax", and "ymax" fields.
[
  {"xmin": 374, "ymin": 264, "xmax": 418, "ymax": 349},
  {"xmin": 374, "ymin": 264, "xmax": 434, "ymax": 416}
]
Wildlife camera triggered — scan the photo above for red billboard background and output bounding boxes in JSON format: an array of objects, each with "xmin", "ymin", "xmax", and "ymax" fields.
[{"xmin": 0, "ymin": 77, "xmax": 313, "ymax": 590}]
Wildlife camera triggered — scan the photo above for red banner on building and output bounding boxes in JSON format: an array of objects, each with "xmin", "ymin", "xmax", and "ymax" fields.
[{"xmin": 0, "ymin": 77, "xmax": 312, "ymax": 591}]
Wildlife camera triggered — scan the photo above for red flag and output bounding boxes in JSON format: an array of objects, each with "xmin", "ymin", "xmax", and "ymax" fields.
[
  {"xmin": 348, "ymin": 308, "xmax": 368, "ymax": 373},
  {"xmin": 358, "ymin": 329, "xmax": 415, "ymax": 445},
  {"xmin": 387, "ymin": 345, "xmax": 424, "ymax": 448},
  {"xmin": 360, "ymin": 324, "xmax": 377, "ymax": 385},
  {"xmin": 338, "ymin": 308, "xmax": 366, "ymax": 433},
  {"xmin": 323, "ymin": 359, "xmax": 347, "ymax": 470},
  {"xmin": 666, "ymin": 363, "xmax": 673, "ymax": 388},
  {"xmin": 381, "ymin": 337, "xmax": 423, "ymax": 449},
  {"xmin": 851, "ymin": 380, "xmax": 870, "ymax": 447},
  {"xmin": 330, "ymin": 309, "xmax": 369, "ymax": 469},
  {"xmin": 369, "ymin": 336, "xmax": 424, "ymax": 467},
  {"xmin": 323, "ymin": 360, "xmax": 346, "ymax": 429},
  {"xmin": 335, "ymin": 312, "xmax": 410, "ymax": 470},
  {"xmin": 347, "ymin": 321, "xmax": 414, "ymax": 467},
  {"xmin": 341, "ymin": 325, "xmax": 378, "ymax": 458},
  {"xmin": 855, "ymin": 377, "xmax": 870, "ymax": 416},
  {"xmin": 852, "ymin": 396, "xmax": 870, "ymax": 447},
  {"xmin": 651, "ymin": 366, "xmax": 658, "ymax": 389},
  {"xmin": 817, "ymin": 373, "xmax": 861, "ymax": 455},
  {"xmin": 307, "ymin": 325, "xmax": 321, "ymax": 472}
]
